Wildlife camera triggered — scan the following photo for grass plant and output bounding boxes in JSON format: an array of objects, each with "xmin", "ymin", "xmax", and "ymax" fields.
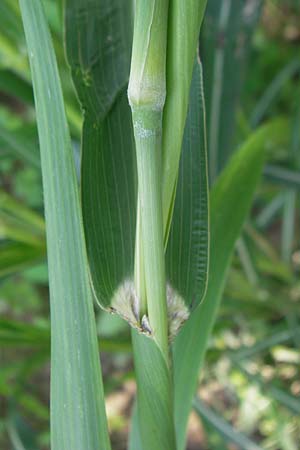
[{"xmin": 0, "ymin": 0, "xmax": 294, "ymax": 449}]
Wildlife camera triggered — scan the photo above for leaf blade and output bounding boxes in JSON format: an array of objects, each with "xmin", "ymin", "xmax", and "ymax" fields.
[
  {"xmin": 18, "ymin": 1, "xmax": 111, "ymax": 449},
  {"xmin": 172, "ymin": 118, "xmax": 289, "ymax": 450},
  {"xmin": 166, "ymin": 59, "xmax": 209, "ymax": 315},
  {"xmin": 201, "ymin": 0, "xmax": 263, "ymax": 178},
  {"xmin": 65, "ymin": 0, "xmax": 137, "ymax": 318},
  {"xmin": 131, "ymin": 331, "xmax": 177, "ymax": 450},
  {"xmin": 193, "ymin": 397, "xmax": 264, "ymax": 450}
]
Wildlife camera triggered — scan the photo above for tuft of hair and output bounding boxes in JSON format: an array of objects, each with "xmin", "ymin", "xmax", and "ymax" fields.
[
  {"xmin": 110, "ymin": 280, "xmax": 140, "ymax": 329},
  {"xmin": 110, "ymin": 280, "xmax": 188, "ymax": 341},
  {"xmin": 110, "ymin": 279, "xmax": 153, "ymax": 337},
  {"xmin": 167, "ymin": 283, "xmax": 189, "ymax": 342},
  {"xmin": 141, "ymin": 314, "xmax": 152, "ymax": 335}
]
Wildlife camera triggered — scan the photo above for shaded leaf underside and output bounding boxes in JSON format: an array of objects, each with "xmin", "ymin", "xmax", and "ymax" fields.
[{"xmin": 166, "ymin": 59, "xmax": 209, "ymax": 314}]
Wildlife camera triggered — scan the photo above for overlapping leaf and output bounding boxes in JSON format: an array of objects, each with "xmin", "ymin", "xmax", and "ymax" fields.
[
  {"xmin": 65, "ymin": 0, "xmax": 132, "ymax": 120},
  {"xmin": 166, "ymin": 59, "xmax": 209, "ymax": 319},
  {"xmin": 162, "ymin": 0, "xmax": 208, "ymax": 235},
  {"xmin": 65, "ymin": 0, "xmax": 138, "ymax": 315}
]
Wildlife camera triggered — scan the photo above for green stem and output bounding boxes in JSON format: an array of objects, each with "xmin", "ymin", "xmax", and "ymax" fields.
[
  {"xmin": 134, "ymin": 200, "xmax": 147, "ymax": 314},
  {"xmin": 133, "ymin": 109, "xmax": 168, "ymax": 358},
  {"xmin": 128, "ymin": 0, "xmax": 169, "ymax": 359}
]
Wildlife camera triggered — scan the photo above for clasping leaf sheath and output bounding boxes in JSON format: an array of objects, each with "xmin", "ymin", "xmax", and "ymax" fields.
[{"xmin": 128, "ymin": 0, "xmax": 169, "ymax": 358}]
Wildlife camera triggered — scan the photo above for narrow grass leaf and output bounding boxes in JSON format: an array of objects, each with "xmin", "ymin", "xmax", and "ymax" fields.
[
  {"xmin": 0, "ymin": 241, "xmax": 45, "ymax": 278},
  {"xmin": 0, "ymin": 69, "xmax": 33, "ymax": 105},
  {"xmin": 193, "ymin": 397, "xmax": 263, "ymax": 450},
  {"xmin": 162, "ymin": 0, "xmax": 207, "ymax": 234},
  {"xmin": 172, "ymin": 118, "xmax": 289, "ymax": 450},
  {"xmin": 18, "ymin": 1, "xmax": 111, "ymax": 449},
  {"xmin": 0, "ymin": 319, "xmax": 50, "ymax": 348},
  {"xmin": 0, "ymin": 0, "xmax": 24, "ymax": 50},
  {"xmin": 0, "ymin": 212, "xmax": 43, "ymax": 247},
  {"xmin": 263, "ymin": 164, "xmax": 300, "ymax": 189},
  {"xmin": 256, "ymin": 193, "xmax": 285, "ymax": 229},
  {"xmin": 201, "ymin": 0, "xmax": 263, "ymax": 179},
  {"xmin": 0, "ymin": 0, "xmax": 28, "ymax": 74},
  {"xmin": 251, "ymin": 58, "xmax": 300, "ymax": 128},
  {"xmin": 0, "ymin": 190, "xmax": 44, "ymax": 234},
  {"xmin": 234, "ymin": 360, "xmax": 300, "ymax": 415},
  {"xmin": 0, "ymin": 123, "xmax": 40, "ymax": 168},
  {"xmin": 6, "ymin": 414, "xmax": 39, "ymax": 450},
  {"xmin": 0, "ymin": 318, "xmax": 131, "ymax": 353},
  {"xmin": 232, "ymin": 326, "xmax": 300, "ymax": 360},
  {"xmin": 281, "ymin": 190, "xmax": 297, "ymax": 261}
]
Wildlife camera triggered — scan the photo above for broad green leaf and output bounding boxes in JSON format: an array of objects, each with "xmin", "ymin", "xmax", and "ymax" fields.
[
  {"xmin": 172, "ymin": 118, "xmax": 289, "ymax": 450},
  {"xmin": 18, "ymin": 2, "xmax": 111, "ymax": 450},
  {"xmin": 81, "ymin": 94, "xmax": 137, "ymax": 310},
  {"xmin": 162, "ymin": 0, "xmax": 207, "ymax": 234},
  {"xmin": 201, "ymin": 0, "xmax": 263, "ymax": 180},
  {"xmin": 65, "ymin": 1, "xmax": 139, "ymax": 322},
  {"xmin": 65, "ymin": 0, "xmax": 132, "ymax": 120},
  {"xmin": 193, "ymin": 397, "xmax": 264, "ymax": 450},
  {"xmin": 165, "ymin": 59, "xmax": 209, "ymax": 331}
]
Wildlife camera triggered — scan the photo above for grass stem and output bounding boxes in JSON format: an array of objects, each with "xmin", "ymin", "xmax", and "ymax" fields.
[
  {"xmin": 132, "ymin": 109, "xmax": 168, "ymax": 358},
  {"xmin": 128, "ymin": 0, "xmax": 169, "ymax": 359}
]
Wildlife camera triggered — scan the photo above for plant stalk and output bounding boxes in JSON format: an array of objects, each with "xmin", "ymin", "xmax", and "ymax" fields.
[
  {"xmin": 134, "ymin": 200, "xmax": 147, "ymax": 314},
  {"xmin": 128, "ymin": 0, "xmax": 169, "ymax": 359},
  {"xmin": 132, "ymin": 110, "xmax": 168, "ymax": 357}
]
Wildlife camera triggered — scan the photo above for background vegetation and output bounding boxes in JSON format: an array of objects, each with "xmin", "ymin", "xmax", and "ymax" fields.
[{"xmin": 0, "ymin": 0, "xmax": 299, "ymax": 449}]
